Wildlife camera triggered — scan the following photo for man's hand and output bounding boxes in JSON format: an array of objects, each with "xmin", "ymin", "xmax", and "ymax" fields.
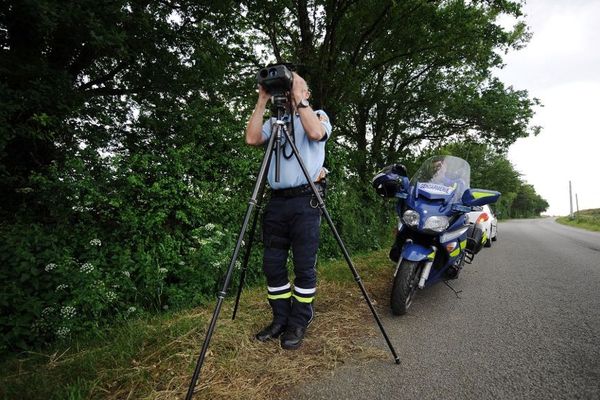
[
  {"xmin": 257, "ymin": 84, "xmax": 270, "ymax": 105},
  {"xmin": 292, "ymin": 72, "xmax": 309, "ymax": 105},
  {"xmin": 245, "ymin": 85, "xmax": 271, "ymax": 146}
]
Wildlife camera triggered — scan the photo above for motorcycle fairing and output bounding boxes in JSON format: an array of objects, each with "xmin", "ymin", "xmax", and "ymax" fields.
[
  {"xmin": 401, "ymin": 242, "xmax": 435, "ymax": 262},
  {"xmin": 461, "ymin": 188, "xmax": 500, "ymax": 207}
]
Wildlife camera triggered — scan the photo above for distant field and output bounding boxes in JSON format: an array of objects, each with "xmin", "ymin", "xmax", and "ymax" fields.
[{"xmin": 556, "ymin": 209, "xmax": 600, "ymax": 232}]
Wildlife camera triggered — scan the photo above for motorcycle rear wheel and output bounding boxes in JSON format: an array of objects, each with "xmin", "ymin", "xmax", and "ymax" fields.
[{"xmin": 390, "ymin": 260, "xmax": 420, "ymax": 315}]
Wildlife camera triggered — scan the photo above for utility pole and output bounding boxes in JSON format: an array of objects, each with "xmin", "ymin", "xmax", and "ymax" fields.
[
  {"xmin": 569, "ymin": 181, "xmax": 574, "ymax": 219},
  {"xmin": 576, "ymin": 193, "xmax": 580, "ymax": 214}
]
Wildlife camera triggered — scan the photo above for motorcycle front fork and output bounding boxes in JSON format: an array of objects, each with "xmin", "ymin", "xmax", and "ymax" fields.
[{"xmin": 417, "ymin": 246, "xmax": 437, "ymax": 289}]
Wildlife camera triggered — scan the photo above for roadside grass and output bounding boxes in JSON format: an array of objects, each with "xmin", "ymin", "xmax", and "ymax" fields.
[
  {"xmin": 556, "ymin": 209, "xmax": 600, "ymax": 232},
  {"xmin": 0, "ymin": 250, "xmax": 394, "ymax": 400}
]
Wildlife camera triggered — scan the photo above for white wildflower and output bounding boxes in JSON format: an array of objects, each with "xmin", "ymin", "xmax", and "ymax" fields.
[
  {"xmin": 56, "ymin": 284, "xmax": 69, "ymax": 291},
  {"xmin": 60, "ymin": 306, "xmax": 76, "ymax": 319},
  {"xmin": 178, "ymin": 261, "xmax": 185, "ymax": 266},
  {"xmin": 204, "ymin": 223, "xmax": 216, "ymax": 231},
  {"xmin": 158, "ymin": 267, "xmax": 168, "ymax": 274},
  {"xmin": 106, "ymin": 291, "xmax": 117, "ymax": 302},
  {"xmin": 56, "ymin": 326, "xmax": 71, "ymax": 338},
  {"xmin": 44, "ymin": 263, "xmax": 57, "ymax": 272},
  {"xmin": 89, "ymin": 238, "xmax": 102, "ymax": 246},
  {"xmin": 199, "ymin": 239, "xmax": 210, "ymax": 246},
  {"xmin": 80, "ymin": 262, "xmax": 94, "ymax": 274},
  {"xmin": 92, "ymin": 280, "xmax": 105, "ymax": 289},
  {"xmin": 122, "ymin": 271, "xmax": 131, "ymax": 278},
  {"xmin": 42, "ymin": 307, "xmax": 55, "ymax": 317},
  {"xmin": 211, "ymin": 261, "xmax": 221, "ymax": 268},
  {"xmin": 127, "ymin": 306, "xmax": 136, "ymax": 314}
]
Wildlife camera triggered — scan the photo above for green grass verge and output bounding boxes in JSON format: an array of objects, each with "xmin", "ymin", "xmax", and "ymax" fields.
[
  {"xmin": 0, "ymin": 250, "xmax": 393, "ymax": 400},
  {"xmin": 556, "ymin": 209, "xmax": 600, "ymax": 232}
]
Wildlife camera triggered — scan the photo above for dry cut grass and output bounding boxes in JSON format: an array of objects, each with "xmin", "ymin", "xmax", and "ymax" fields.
[{"xmin": 1, "ymin": 251, "xmax": 395, "ymax": 400}]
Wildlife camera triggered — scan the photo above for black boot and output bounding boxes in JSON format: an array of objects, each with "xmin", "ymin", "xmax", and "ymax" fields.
[
  {"xmin": 280, "ymin": 326, "xmax": 306, "ymax": 350},
  {"xmin": 255, "ymin": 323, "xmax": 286, "ymax": 342}
]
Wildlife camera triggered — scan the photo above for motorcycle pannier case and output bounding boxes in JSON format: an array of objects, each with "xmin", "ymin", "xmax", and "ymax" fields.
[{"xmin": 465, "ymin": 223, "xmax": 484, "ymax": 254}]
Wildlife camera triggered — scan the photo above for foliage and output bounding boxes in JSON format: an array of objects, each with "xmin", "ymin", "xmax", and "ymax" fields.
[
  {"xmin": 556, "ymin": 209, "xmax": 600, "ymax": 232},
  {"xmin": 0, "ymin": 0, "xmax": 257, "ymax": 351},
  {"xmin": 510, "ymin": 183, "xmax": 549, "ymax": 218},
  {"xmin": 241, "ymin": 0, "xmax": 540, "ymax": 179},
  {"xmin": 1, "ymin": 0, "xmax": 541, "ymax": 352}
]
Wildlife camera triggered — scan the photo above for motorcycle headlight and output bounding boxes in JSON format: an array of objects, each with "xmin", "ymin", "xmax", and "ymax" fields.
[
  {"xmin": 402, "ymin": 210, "xmax": 420, "ymax": 227},
  {"xmin": 424, "ymin": 216, "xmax": 449, "ymax": 233}
]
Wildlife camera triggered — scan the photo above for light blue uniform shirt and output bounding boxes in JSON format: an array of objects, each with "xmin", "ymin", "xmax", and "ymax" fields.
[{"xmin": 261, "ymin": 110, "xmax": 332, "ymax": 190}]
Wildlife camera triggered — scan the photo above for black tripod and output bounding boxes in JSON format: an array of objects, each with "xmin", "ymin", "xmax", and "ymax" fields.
[{"xmin": 185, "ymin": 98, "xmax": 400, "ymax": 400}]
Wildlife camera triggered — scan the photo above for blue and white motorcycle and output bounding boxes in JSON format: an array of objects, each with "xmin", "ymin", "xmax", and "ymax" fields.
[{"xmin": 372, "ymin": 155, "xmax": 500, "ymax": 315}]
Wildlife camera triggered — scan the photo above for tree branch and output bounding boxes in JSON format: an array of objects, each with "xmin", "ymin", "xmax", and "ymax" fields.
[
  {"xmin": 296, "ymin": 0, "xmax": 314, "ymax": 56},
  {"xmin": 82, "ymin": 87, "xmax": 140, "ymax": 97},
  {"xmin": 349, "ymin": 2, "xmax": 392, "ymax": 65},
  {"xmin": 77, "ymin": 61, "xmax": 129, "ymax": 91}
]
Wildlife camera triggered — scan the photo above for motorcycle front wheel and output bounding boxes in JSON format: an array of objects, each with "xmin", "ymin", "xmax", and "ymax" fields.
[{"xmin": 390, "ymin": 260, "xmax": 420, "ymax": 315}]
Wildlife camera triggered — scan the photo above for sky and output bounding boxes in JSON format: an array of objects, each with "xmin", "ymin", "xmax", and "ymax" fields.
[{"xmin": 495, "ymin": 0, "xmax": 600, "ymax": 216}]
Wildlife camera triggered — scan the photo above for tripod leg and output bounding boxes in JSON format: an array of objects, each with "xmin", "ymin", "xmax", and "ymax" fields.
[
  {"xmin": 319, "ymin": 207, "xmax": 400, "ymax": 364},
  {"xmin": 280, "ymin": 126, "xmax": 401, "ymax": 365},
  {"xmin": 231, "ymin": 197, "xmax": 263, "ymax": 320},
  {"xmin": 185, "ymin": 131, "xmax": 277, "ymax": 400}
]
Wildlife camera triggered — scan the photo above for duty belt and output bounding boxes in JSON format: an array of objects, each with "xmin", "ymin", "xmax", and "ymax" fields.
[{"xmin": 271, "ymin": 182, "xmax": 325, "ymax": 198}]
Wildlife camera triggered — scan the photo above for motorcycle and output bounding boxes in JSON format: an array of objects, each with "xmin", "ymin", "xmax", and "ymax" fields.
[{"xmin": 372, "ymin": 155, "xmax": 500, "ymax": 315}]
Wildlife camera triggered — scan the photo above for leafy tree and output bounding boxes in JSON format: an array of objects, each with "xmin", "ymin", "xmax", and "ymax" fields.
[
  {"xmin": 0, "ymin": 0, "xmax": 260, "ymax": 350},
  {"xmin": 240, "ymin": 0, "xmax": 540, "ymax": 180},
  {"xmin": 0, "ymin": 0, "xmax": 543, "ymax": 351},
  {"xmin": 511, "ymin": 183, "xmax": 548, "ymax": 217},
  {"xmin": 1, "ymin": 0, "xmax": 250, "ymax": 218}
]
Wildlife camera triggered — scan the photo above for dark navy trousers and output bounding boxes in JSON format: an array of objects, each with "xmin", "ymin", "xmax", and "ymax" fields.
[{"xmin": 262, "ymin": 193, "xmax": 321, "ymax": 328}]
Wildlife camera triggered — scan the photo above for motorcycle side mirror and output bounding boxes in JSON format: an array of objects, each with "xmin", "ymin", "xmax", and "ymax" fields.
[
  {"xmin": 462, "ymin": 188, "xmax": 501, "ymax": 207},
  {"xmin": 392, "ymin": 163, "xmax": 408, "ymax": 177},
  {"xmin": 393, "ymin": 176, "xmax": 411, "ymax": 199},
  {"xmin": 401, "ymin": 176, "xmax": 410, "ymax": 191}
]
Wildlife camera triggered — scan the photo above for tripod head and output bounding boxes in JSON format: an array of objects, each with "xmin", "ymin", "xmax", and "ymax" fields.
[{"xmin": 271, "ymin": 94, "xmax": 292, "ymax": 116}]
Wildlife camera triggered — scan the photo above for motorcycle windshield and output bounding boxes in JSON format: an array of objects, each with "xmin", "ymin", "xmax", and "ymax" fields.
[{"xmin": 410, "ymin": 155, "xmax": 471, "ymax": 203}]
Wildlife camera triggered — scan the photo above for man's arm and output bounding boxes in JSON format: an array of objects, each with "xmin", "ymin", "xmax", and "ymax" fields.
[
  {"xmin": 292, "ymin": 73, "xmax": 326, "ymax": 141},
  {"xmin": 296, "ymin": 106, "xmax": 326, "ymax": 141},
  {"xmin": 245, "ymin": 85, "xmax": 270, "ymax": 146}
]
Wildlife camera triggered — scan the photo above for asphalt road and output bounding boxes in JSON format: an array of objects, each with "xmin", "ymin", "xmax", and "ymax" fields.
[{"xmin": 294, "ymin": 218, "xmax": 600, "ymax": 400}]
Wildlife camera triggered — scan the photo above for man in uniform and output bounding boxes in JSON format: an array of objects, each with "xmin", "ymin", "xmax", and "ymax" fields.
[{"xmin": 245, "ymin": 71, "xmax": 332, "ymax": 350}]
